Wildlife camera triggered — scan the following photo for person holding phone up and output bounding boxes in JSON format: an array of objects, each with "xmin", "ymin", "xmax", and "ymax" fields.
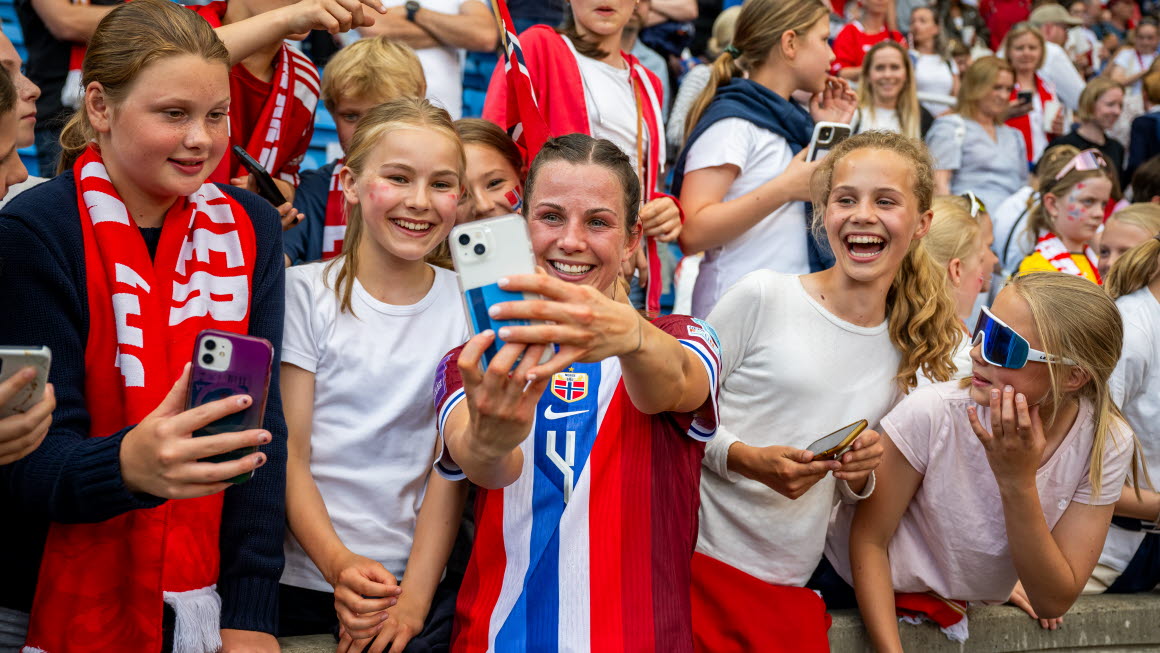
[
  {"xmin": 674, "ymin": 0, "xmax": 856, "ymax": 319},
  {"xmin": 0, "ymin": 3, "xmax": 289, "ymax": 652},
  {"xmin": 431, "ymin": 134, "xmax": 719, "ymax": 652},
  {"xmin": 1004, "ymin": 24, "xmax": 1067, "ymax": 165},
  {"xmin": 693, "ymin": 131, "xmax": 962, "ymax": 652}
]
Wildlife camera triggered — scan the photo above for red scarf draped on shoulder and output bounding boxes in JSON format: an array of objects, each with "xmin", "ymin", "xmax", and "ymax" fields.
[
  {"xmin": 24, "ymin": 145, "xmax": 257, "ymax": 653},
  {"xmin": 1006, "ymin": 75, "xmax": 1057, "ymax": 163},
  {"xmin": 193, "ymin": 1, "xmax": 320, "ymax": 188},
  {"xmin": 321, "ymin": 159, "xmax": 346, "ymax": 260}
]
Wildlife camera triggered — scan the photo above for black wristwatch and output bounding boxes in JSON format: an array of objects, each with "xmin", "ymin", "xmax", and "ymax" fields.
[{"xmin": 405, "ymin": 0, "xmax": 420, "ymax": 22}]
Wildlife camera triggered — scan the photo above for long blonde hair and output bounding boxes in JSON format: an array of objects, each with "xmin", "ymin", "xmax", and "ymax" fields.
[
  {"xmin": 925, "ymin": 195, "xmax": 982, "ymax": 269},
  {"xmin": 58, "ymin": 0, "xmax": 229, "ymax": 174},
  {"xmin": 1025, "ymin": 145, "xmax": 1121, "ymax": 242},
  {"xmin": 810, "ymin": 131, "xmax": 961, "ymax": 391},
  {"xmin": 855, "ymin": 41, "xmax": 922, "ymax": 140},
  {"xmin": 1106, "ymin": 236, "xmax": 1160, "ymax": 299},
  {"xmin": 327, "ymin": 97, "xmax": 466, "ymax": 315},
  {"xmin": 1007, "ymin": 272, "xmax": 1137, "ymax": 499},
  {"xmin": 684, "ymin": 0, "xmax": 828, "ymax": 141}
]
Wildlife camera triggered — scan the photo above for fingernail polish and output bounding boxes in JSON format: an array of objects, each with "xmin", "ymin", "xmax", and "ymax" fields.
[
  {"xmin": 255, "ymin": 453, "xmax": 266, "ymax": 465},
  {"xmin": 488, "ymin": 305, "xmax": 501, "ymax": 317},
  {"xmin": 259, "ymin": 431, "xmax": 271, "ymax": 444},
  {"xmin": 498, "ymin": 277, "xmax": 510, "ymax": 287},
  {"xmin": 498, "ymin": 327, "xmax": 510, "ymax": 339},
  {"xmin": 237, "ymin": 396, "xmax": 251, "ymax": 406},
  {"xmin": 1005, "ymin": 385, "xmax": 1013, "ymax": 393}
]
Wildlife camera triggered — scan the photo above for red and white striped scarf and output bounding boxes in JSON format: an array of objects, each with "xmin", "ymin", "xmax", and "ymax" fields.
[
  {"xmin": 24, "ymin": 145, "xmax": 257, "ymax": 653},
  {"xmin": 1035, "ymin": 230, "xmax": 1101, "ymax": 283},
  {"xmin": 322, "ymin": 159, "xmax": 345, "ymax": 260}
]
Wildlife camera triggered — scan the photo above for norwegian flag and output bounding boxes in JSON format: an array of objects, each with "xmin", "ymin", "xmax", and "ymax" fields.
[{"xmin": 490, "ymin": 0, "xmax": 552, "ymax": 163}]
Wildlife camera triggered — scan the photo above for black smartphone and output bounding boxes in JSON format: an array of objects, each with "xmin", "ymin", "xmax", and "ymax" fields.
[
  {"xmin": 231, "ymin": 145, "xmax": 287, "ymax": 205},
  {"xmin": 1016, "ymin": 90, "xmax": 1034, "ymax": 106}
]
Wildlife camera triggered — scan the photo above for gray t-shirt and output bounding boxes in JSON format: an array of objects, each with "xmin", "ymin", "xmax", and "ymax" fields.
[{"xmin": 925, "ymin": 115, "xmax": 1028, "ymax": 212}]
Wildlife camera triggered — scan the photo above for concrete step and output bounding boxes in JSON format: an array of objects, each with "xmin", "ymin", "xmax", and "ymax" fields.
[{"xmin": 279, "ymin": 593, "xmax": 1160, "ymax": 652}]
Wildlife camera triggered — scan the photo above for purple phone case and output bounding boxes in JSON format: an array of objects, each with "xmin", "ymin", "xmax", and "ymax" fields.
[{"xmin": 186, "ymin": 329, "xmax": 273, "ymax": 483}]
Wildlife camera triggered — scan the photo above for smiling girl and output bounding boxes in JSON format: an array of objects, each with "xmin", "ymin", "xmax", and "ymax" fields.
[
  {"xmin": 433, "ymin": 134, "xmax": 718, "ymax": 652},
  {"xmin": 279, "ymin": 98, "xmax": 470, "ymax": 653},
  {"xmin": 0, "ymin": 2, "xmax": 288, "ymax": 651},
  {"xmin": 1048, "ymin": 78, "xmax": 1125, "ymax": 184},
  {"xmin": 850, "ymin": 41, "xmax": 932, "ymax": 139},
  {"xmin": 909, "ymin": 6, "xmax": 959, "ymax": 116},
  {"xmin": 693, "ymin": 131, "xmax": 960, "ymax": 651},
  {"xmin": 483, "ymin": 0, "xmax": 679, "ymax": 312},
  {"xmin": 455, "ymin": 118, "xmax": 525, "ymax": 222},
  {"xmin": 1099, "ymin": 203, "xmax": 1160, "ymax": 277},
  {"xmin": 1017, "ymin": 146, "xmax": 1118, "ymax": 284},
  {"xmin": 674, "ymin": 0, "xmax": 857, "ymax": 318},
  {"xmin": 836, "ymin": 273, "xmax": 1136, "ymax": 650}
]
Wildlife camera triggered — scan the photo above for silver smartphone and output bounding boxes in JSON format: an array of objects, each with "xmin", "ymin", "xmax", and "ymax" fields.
[
  {"xmin": 0, "ymin": 346, "xmax": 51, "ymax": 417},
  {"xmin": 806, "ymin": 121, "xmax": 853, "ymax": 162},
  {"xmin": 450, "ymin": 214, "xmax": 552, "ymax": 369}
]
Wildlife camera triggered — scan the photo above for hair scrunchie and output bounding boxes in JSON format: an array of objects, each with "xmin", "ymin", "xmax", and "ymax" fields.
[{"xmin": 723, "ymin": 44, "xmax": 741, "ymax": 58}]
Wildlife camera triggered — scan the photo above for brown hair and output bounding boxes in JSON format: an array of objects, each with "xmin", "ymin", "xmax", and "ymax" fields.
[
  {"xmin": 957, "ymin": 56, "xmax": 1014, "ymax": 124},
  {"xmin": 524, "ymin": 133, "xmax": 641, "ymax": 235},
  {"xmin": 58, "ymin": 0, "xmax": 229, "ymax": 173},
  {"xmin": 327, "ymin": 97, "xmax": 465, "ymax": 314},
  {"xmin": 1007, "ymin": 272, "xmax": 1138, "ymax": 499},
  {"xmin": 455, "ymin": 118, "xmax": 525, "ymax": 180},
  {"xmin": 1003, "ymin": 23, "xmax": 1047, "ymax": 72},
  {"xmin": 1025, "ymin": 145, "xmax": 1121, "ymax": 242},
  {"xmin": 856, "ymin": 41, "xmax": 922, "ymax": 140},
  {"xmin": 558, "ymin": 8, "xmax": 623, "ymax": 61},
  {"xmin": 685, "ymin": 0, "xmax": 829, "ymax": 141},
  {"xmin": 0, "ymin": 67, "xmax": 16, "ymax": 117},
  {"xmin": 320, "ymin": 36, "xmax": 426, "ymax": 113},
  {"xmin": 1076, "ymin": 77, "xmax": 1123, "ymax": 123},
  {"xmin": 810, "ymin": 131, "xmax": 962, "ymax": 391}
]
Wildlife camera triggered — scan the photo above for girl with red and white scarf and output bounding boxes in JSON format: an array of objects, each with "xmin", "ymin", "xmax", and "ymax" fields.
[
  {"xmin": 483, "ymin": 0, "xmax": 679, "ymax": 313},
  {"xmin": 1016, "ymin": 145, "xmax": 1120, "ymax": 285},
  {"xmin": 0, "ymin": 2, "xmax": 288, "ymax": 651}
]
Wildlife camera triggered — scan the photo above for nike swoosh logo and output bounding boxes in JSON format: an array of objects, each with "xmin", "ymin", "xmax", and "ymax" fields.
[{"xmin": 543, "ymin": 406, "xmax": 589, "ymax": 420}]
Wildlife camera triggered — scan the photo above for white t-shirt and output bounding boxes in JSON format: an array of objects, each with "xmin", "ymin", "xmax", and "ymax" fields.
[
  {"xmin": 853, "ymin": 106, "xmax": 903, "ymax": 135},
  {"xmin": 413, "ymin": 0, "xmax": 472, "ymax": 119},
  {"xmin": 1099, "ymin": 286, "xmax": 1160, "ymax": 573},
  {"xmin": 826, "ymin": 383, "xmax": 1134, "ymax": 603},
  {"xmin": 913, "ymin": 53, "xmax": 957, "ymax": 116},
  {"xmin": 574, "ymin": 42, "xmax": 646, "ymax": 174},
  {"xmin": 1040, "ymin": 41, "xmax": 1085, "ymax": 111},
  {"xmin": 697, "ymin": 271, "xmax": 900, "ymax": 586},
  {"xmin": 279, "ymin": 261, "xmax": 470, "ymax": 591},
  {"xmin": 991, "ymin": 185, "xmax": 1037, "ymax": 274},
  {"xmin": 683, "ymin": 118, "xmax": 811, "ymax": 318},
  {"xmin": 1113, "ymin": 48, "xmax": 1158, "ymax": 97}
]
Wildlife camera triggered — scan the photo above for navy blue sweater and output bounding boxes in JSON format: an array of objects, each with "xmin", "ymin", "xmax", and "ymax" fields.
[
  {"xmin": 284, "ymin": 159, "xmax": 337, "ymax": 266},
  {"xmin": 0, "ymin": 172, "xmax": 288, "ymax": 635}
]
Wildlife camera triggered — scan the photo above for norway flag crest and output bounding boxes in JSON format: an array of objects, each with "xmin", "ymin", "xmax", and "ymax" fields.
[{"xmin": 551, "ymin": 370, "xmax": 588, "ymax": 403}]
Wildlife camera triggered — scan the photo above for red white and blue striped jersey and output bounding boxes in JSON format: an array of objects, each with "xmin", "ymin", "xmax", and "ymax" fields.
[{"xmin": 432, "ymin": 315, "xmax": 721, "ymax": 652}]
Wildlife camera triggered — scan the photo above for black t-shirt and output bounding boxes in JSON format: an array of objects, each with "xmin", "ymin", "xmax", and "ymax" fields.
[
  {"xmin": 1046, "ymin": 129, "xmax": 1126, "ymax": 186},
  {"xmin": 17, "ymin": 0, "xmax": 124, "ymax": 128}
]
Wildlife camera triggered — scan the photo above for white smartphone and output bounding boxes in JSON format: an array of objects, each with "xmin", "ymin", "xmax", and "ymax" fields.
[
  {"xmin": 0, "ymin": 346, "xmax": 51, "ymax": 418},
  {"xmin": 806, "ymin": 121, "xmax": 853, "ymax": 162},
  {"xmin": 806, "ymin": 419, "xmax": 867, "ymax": 461},
  {"xmin": 450, "ymin": 214, "xmax": 552, "ymax": 369}
]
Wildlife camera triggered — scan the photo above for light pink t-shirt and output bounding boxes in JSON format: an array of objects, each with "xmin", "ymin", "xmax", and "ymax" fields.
[{"xmin": 826, "ymin": 382, "xmax": 1134, "ymax": 603}]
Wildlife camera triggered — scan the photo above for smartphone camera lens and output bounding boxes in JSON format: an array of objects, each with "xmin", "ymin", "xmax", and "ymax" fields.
[
  {"xmin": 821, "ymin": 127, "xmax": 832, "ymax": 139},
  {"xmin": 205, "ymin": 339, "xmax": 216, "ymax": 351},
  {"xmin": 473, "ymin": 243, "xmax": 486, "ymax": 255},
  {"xmin": 201, "ymin": 353, "xmax": 214, "ymax": 365},
  {"xmin": 458, "ymin": 233, "xmax": 470, "ymax": 246}
]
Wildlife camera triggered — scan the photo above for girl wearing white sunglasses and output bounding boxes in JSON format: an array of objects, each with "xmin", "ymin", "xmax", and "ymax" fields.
[{"xmin": 833, "ymin": 272, "xmax": 1139, "ymax": 649}]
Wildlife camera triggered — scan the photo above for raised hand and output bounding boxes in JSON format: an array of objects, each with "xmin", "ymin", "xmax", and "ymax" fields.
[
  {"xmin": 809, "ymin": 76, "xmax": 858, "ymax": 125},
  {"xmin": 967, "ymin": 385, "xmax": 1046, "ymax": 491}
]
